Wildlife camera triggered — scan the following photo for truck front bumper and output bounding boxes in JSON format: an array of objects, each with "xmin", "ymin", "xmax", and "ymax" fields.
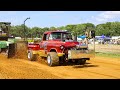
[{"xmin": 68, "ymin": 50, "xmax": 95, "ymax": 59}]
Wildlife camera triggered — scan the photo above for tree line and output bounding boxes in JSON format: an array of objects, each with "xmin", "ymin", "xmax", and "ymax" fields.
[{"xmin": 9, "ymin": 22, "xmax": 120, "ymax": 38}]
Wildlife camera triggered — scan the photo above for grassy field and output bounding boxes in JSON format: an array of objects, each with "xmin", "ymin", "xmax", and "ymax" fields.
[
  {"xmin": 88, "ymin": 44, "xmax": 120, "ymax": 58},
  {"xmin": 96, "ymin": 52, "xmax": 120, "ymax": 58}
]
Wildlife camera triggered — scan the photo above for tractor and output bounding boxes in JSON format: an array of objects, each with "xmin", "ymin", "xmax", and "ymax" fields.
[{"xmin": 0, "ymin": 22, "xmax": 16, "ymax": 58}]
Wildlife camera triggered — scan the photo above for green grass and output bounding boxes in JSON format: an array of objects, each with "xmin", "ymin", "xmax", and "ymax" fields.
[{"xmin": 96, "ymin": 52, "xmax": 120, "ymax": 58}]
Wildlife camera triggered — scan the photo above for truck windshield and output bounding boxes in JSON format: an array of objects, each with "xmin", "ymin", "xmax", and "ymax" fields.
[
  {"xmin": 49, "ymin": 32, "xmax": 61, "ymax": 40},
  {"xmin": 49, "ymin": 32, "xmax": 73, "ymax": 41},
  {"xmin": 62, "ymin": 33, "xmax": 73, "ymax": 40}
]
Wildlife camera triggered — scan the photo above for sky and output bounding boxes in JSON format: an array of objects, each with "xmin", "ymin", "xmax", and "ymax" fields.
[{"xmin": 0, "ymin": 11, "xmax": 120, "ymax": 28}]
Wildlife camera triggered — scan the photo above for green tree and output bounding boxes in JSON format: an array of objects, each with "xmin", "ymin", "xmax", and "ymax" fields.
[
  {"xmin": 65, "ymin": 25, "xmax": 77, "ymax": 35},
  {"xmin": 76, "ymin": 24, "xmax": 86, "ymax": 36},
  {"xmin": 49, "ymin": 26, "xmax": 56, "ymax": 31},
  {"xmin": 56, "ymin": 26, "xmax": 65, "ymax": 30}
]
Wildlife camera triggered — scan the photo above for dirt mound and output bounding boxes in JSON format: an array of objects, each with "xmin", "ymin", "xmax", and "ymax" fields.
[{"xmin": 13, "ymin": 41, "xmax": 47, "ymax": 64}]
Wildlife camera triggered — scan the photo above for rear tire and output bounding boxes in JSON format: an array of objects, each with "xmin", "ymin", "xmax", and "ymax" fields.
[
  {"xmin": 47, "ymin": 52, "xmax": 59, "ymax": 67},
  {"xmin": 28, "ymin": 50, "xmax": 37, "ymax": 61}
]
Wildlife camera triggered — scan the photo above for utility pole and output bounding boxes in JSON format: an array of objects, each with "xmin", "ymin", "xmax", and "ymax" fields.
[{"xmin": 24, "ymin": 17, "xmax": 30, "ymax": 40}]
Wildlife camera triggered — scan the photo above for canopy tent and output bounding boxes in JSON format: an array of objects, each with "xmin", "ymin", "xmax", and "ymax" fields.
[
  {"xmin": 78, "ymin": 35, "xmax": 86, "ymax": 39},
  {"xmin": 101, "ymin": 35, "xmax": 106, "ymax": 39}
]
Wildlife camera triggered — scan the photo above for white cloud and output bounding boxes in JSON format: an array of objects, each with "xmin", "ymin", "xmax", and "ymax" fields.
[{"xmin": 92, "ymin": 11, "xmax": 120, "ymax": 22}]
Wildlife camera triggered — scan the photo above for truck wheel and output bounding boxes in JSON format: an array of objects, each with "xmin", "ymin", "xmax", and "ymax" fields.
[
  {"xmin": 77, "ymin": 59, "xmax": 86, "ymax": 65},
  {"xmin": 28, "ymin": 50, "xmax": 37, "ymax": 61},
  {"xmin": 47, "ymin": 52, "xmax": 59, "ymax": 67}
]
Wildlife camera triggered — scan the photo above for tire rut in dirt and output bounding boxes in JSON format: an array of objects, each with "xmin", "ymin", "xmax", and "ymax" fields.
[
  {"xmin": 80, "ymin": 69, "xmax": 119, "ymax": 79},
  {"xmin": 37, "ymin": 56, "xmax": 47, "ymax": 65}
]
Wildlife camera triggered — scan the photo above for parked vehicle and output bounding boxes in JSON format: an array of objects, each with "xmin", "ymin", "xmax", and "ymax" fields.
[{"xmin": 0, "ymin": 22, "xmax": 16, "ymax": 58}]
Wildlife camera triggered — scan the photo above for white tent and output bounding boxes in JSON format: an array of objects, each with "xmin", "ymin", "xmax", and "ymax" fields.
[{"xmin": 111, "ymin": 36, "xmax": 120, "ymax": 40}]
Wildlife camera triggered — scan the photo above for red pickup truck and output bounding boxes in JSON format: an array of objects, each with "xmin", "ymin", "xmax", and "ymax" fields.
[{"xmin": 27, "ymin": 30, "xmax": 95, "ymax": 66}]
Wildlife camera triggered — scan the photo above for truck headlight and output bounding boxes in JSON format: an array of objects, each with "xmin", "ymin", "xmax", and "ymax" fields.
[{"xmin": 60, "ymin": 45, "xmax": 64, "ymax": 49}]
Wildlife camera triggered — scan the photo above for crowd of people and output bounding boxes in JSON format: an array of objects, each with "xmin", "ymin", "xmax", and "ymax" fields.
[
  {"xmin": 104, "ymin": 39, "xmax": 120, "ymax": 45},
  {"xmin": 89, "ymin": 39, "xmax": 120, "ymax": 45}
]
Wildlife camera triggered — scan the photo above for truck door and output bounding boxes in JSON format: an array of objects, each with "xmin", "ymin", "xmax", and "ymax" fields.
[{"xmin": 39, "ymin": 33, "xmax": 49, "ymax": 57}]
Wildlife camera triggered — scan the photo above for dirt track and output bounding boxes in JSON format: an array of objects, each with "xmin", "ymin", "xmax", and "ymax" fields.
[{"xmin": 0, "ymin": 54, "xmax": 120, "ymax": 79}]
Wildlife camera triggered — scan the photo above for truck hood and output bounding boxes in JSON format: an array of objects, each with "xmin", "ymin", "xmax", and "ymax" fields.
[
  {"xmin": 48, "ymin": 40, "xmax": 79, "ymax": 48},
  {"xmin": 62, "ymin": 40, "xmax": 79, "ymax": 48}
]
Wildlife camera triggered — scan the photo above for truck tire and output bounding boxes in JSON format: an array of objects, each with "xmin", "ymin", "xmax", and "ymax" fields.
[
  {"xmin": 28, "ymin": 50, "xmax": 37, "ymax": 61},
  {"xmin": 47, "ymin": 52, "xmax": 59, "ymax": 67}
]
